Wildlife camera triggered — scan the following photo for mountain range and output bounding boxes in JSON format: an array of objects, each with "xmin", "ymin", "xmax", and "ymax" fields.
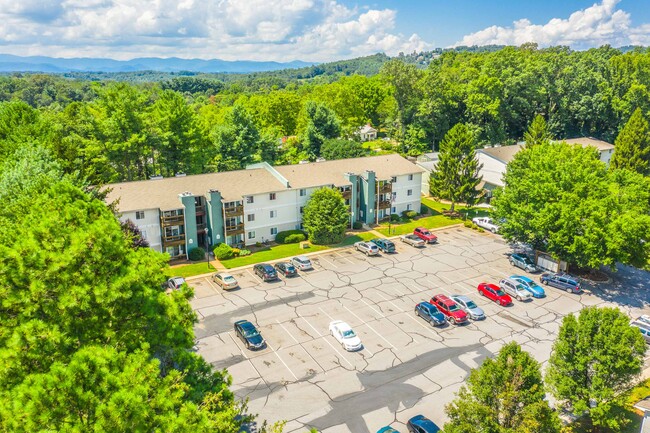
[{"xmin": 0, "ymin": 54, "xmax": 314, "ymax": 73}]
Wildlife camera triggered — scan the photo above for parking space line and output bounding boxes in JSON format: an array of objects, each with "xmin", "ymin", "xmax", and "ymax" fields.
[
  {"xmin": 319, "ymin": 255, "xmax": 338, "ymax": 269},
  {"xmin": 300, "ymin": 316, "xmax": 354, "ymax": 368},
  {"xmin": 318, "ymin": 306, "xmax": 335, "ymax": 321},
  {"xmin": 205, "ymin": 276, "xmax": 222, "ymax": 294},
  {"xmin": 276, "ymin": 319, "xmax": 299, "ymax": 344},
  {"xmin": 361, "ymin": 298, "xmax": 385, "ymax": 317},
  {"xmin": 247, "ymin": 269, "xmax": 263, "ymax": 284},
  {"xmin": 405, "ymin": 310, "xmax": 441, "ymax": 337},
  {"xmin": 343, "ymin": 305, "xmax": 396, "ymax": 349},
  {"xmin": 334, "ymin": 252, "xmax": 355, "ymax": 264},
  {"xmin": 376, "ymin": 292, "xmax": 405, "ymax": 312},
  {"xmin": 299, "ymin": 316, "xmax": 324, "ymax": 338},
  {"xmin": 266, "ymin": 342, "xmax": 299, "ymax": 381},
  {"xmin": 427, "ymin": 279, "xmax": 453, "ymax": 295},
  {"xmin": 228, "ymin": 332, "xmax": 249, "ymax": 359}
]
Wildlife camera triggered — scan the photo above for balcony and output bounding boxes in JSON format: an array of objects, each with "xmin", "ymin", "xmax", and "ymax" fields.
[
  {"xmin": 196, "ymin": 222, "xmax": 207, "ymax": 231},
  {"xmin": 225, "ymin": 223, "xmax": 245, "ymax": 236},
  {"xmin": 378, "ymin": 199, "xmax": 392, "ymax": 210},
  {"xmin": 377, "ymin": 183, "xmax": 392, "ymax": 194},
  {"xmin": 224, "ymin": 205, "xmax": 244, "ymax": 217},
  {"xmin": 162, "ymin": 234, "xmax": 185, "ymax": 246},
  {"xmin": 195, "ymin": 205, "xmax": 206, "ymax": 216},
  {"xmin": 161, "ymin": 214, "xmax": 184, "ymax": 226},
  {"xmin": 340, "ymin": 190, "xmax": 352, "ymax": 200}
]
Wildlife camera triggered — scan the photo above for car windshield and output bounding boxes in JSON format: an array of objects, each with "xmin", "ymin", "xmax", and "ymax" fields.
[
  {"xmin": 466, "ymin": 301, "xmax": 477, "ymax": 309},
  {"xmin": 448, "ymin": 304, "xmax": 459, "ymax": 312},
  {"xmin": 516, "ymin": 284, "xmax": 527, "ymax": 292},
  {"xmin": 224, "ymin": 276, "xmax": 236, "ymax": 283},
  {"xmin": 296, "ymin": 258, "xmax": 309, "ymax": 264},
  {"xmin": 496, "ymin": 289, "xmax": 507, "ymax": 296},
  {"xmin": 243, "ymin": 327, "xmax": 259, "ymax": 338},
  {"xmin": 522, "ymin": 257, "xmax": 533, "ymax": 264},
  {"xmin": 286, "ymin": 265, "xmax": 296, "ymax": 272},
  {"xmin": 429, "ymin": 305, "xmax": 440, "ymax": 314},
  {"xmin": 342, "ymin": 329, "xmax": 356, "ymax": 338}
]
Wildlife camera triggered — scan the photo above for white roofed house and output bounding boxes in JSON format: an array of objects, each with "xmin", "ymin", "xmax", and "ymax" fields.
[{"xmin": 357, "ymin": 124, "xmax": 378, "ymax": 142}]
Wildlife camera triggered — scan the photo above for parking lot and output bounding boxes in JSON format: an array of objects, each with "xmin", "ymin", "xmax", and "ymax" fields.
[{"xmin": 190, "ymin": 227, "xmax": 650, "ymax": 433}]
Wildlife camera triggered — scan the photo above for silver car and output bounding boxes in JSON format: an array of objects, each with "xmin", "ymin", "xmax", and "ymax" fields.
[
  {"xmin": 354, "ymin": 241, "xmax": 379, "ymax": 256},
  {"xmin": 291, "ymin": 255, "xmax": 313, "ymax": 271},
  {"xmin": 451, "ymin": 294, "xmax": 485, "ymax": 320},
  {"xmin": 499, "ymin": 278, "xmax": 532, "ymax": 301},
  {"xmin": 400, "ymin": 234, "xmax": 425, "ymax": 247}
]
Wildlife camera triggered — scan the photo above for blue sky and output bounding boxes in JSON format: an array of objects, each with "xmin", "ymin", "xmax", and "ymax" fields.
[{"xmin": 0, "ymin": 0, "xmax": 648, "ymax": 61}]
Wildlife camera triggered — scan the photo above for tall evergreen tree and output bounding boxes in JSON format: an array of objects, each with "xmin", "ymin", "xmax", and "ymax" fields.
[
  {"xmin": 210, "ymin": 104, "xmax": 261, "ymax": 171},
  {"xmin": 523, "ymin": 114, "xmax": 551, "ymax": 148},
  {"xmin": 610, "ymin": 108, "xmax": 650, "ymax": 175},
  {"xmin": 429, "ymin": 123, "xmax": 483, "ymax": 212},
  {"xmin": 445, "ymin": 342, "xmax": 560, "ymax": 433},
  {"xmin": 300, "ymin": 101, "xmax": 341, "ymax": 158}
]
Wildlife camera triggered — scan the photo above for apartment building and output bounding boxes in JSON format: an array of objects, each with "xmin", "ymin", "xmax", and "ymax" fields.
[{"xmin": 104, "ymin": 154, "xmax": 424, "ymax": 260}]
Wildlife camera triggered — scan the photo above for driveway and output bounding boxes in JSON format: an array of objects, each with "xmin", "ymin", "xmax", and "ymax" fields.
[{"xmin": 190, "ymin": 226, "xmax": 650, "ymax": 433}]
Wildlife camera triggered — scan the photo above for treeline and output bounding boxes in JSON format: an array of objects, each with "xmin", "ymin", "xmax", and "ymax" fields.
[{"xmin": 2, "ymin": 45, "xmax": 650, "ymax": 186}]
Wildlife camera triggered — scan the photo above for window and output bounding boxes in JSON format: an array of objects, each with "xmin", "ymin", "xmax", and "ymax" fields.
[
  {"xmin": 136, "ymin": 211, "xmax": 145, "ymax": 220},
  {"xmin": 248, "ymin": 231, "xmax": 256, "ymax": 239},
  {"xmin": 391, "ymin": 207, "xmax": 396, "ymax": 214},
  {"xmin": 407, "ymin": 189, "xmax": 413, "ymax": 196},
  {"xmin": 246, "ymin": 196, "xmax": 254, "ymax": 204},
  {"xmin": 392, "ymin": 191, "xmax": 397, "ymax": 200},
  {"xmin": 299, "ymin": 189, "xmax": 306, "ymax": 197},
  {"xmin": 247, "ymin": 214, "xmax": 255, "ymax": 222},
  {"xmin": 407, "ymin": 204, "xmax": 412, "ymax": 211},
  {"xmin": 345, "ymin": 199, "xmax": 350, "ymax": 206},
  {"xmin": 300, "ymin": 206, "xmax": 304, "ymax": 214},
  {"xmin": 391, "ymin": 176, "xmax": 397, "ymax": 183},
  {"xmin": 408, "ymin": 174, "xmax": 413, "ymax": 181},
  {"xmin": 140, "ymin": 230, "xmax": 147, "ymax": 240},
  {"xmin": 270, "ymin": 210, "xmax": 277, "ymax": 218},
  {"xmin": 270, "ymin": 227, "xmax": 278, "ymax": 235},
  {"xmin": 269, "ymin": 193, "xmax": 276, "ymax": 200}
]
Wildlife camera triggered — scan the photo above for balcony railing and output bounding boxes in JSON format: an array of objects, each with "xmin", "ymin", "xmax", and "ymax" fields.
[
  {"xmin": 196, "ymin": 223, "xmax": 207, "ymax": 231},
  {"xmin": 163, "ymin": 234, "xmax": 185, "ymax": 242},
  {"xmin": 195, "ymin": 205, "xmax": 206, "ymax": 215},
  {"xmin": 378, "ymin": 199, "xmax": 392, "ymax": 210},
  {"xmin": 224, "ymin": 205, "xmax": 244, "ymax": 217},
  {"xmin": 341, "ymin": 190, "xmax": 352, "ymax": 199},
  {"xmin": 225, "ymin": 223, "xmax": 245, "ymax": 233},
  {"xmin": 377, "ymin": 183, "xmax": 392, "ymax": 194},
  {"xmin": 161, "ymin": 215, "xmax": 184, "ymax": 226}
]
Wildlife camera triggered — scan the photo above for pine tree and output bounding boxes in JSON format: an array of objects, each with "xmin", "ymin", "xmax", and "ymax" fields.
[
  {"xmin": 429, "ymin": 123, "xmax": 483, "ymax": 212},
  {"xmin": 523, "ymin": 114, "xmax": 551, "ymax": 148},
  {"xmin": 610, "ymin": 108, "xmax": 650, "ymax": 175}
]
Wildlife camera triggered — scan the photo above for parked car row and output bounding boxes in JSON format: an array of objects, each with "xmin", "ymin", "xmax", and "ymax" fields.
[{"xmin": 251, "ymin": 256, "xmax": 313, "ymax": 282}]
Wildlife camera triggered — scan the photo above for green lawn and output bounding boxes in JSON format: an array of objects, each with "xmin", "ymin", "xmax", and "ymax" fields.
[
  {"xmin": 165, "ymin": 261, "xmax": 216, "ymax": 278},
  {"xmin": 376, "ymin": 198, "xmax": 490, "ymax": 236}
]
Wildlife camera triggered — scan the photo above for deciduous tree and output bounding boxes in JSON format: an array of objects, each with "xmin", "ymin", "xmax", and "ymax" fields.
[
  {"xmin": 320, "ymin": 138, "xmax": 367, "ymax": 160},
  {"xmin": 302, "ymin": 187, "xmax": 348, "ymax": 244},
  {"xmin": 546, "ymin": 307, "xmax": 646, "ymax": 432}
]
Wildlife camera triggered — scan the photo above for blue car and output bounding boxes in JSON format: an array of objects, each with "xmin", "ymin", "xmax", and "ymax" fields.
[
  {"xmin": 377, "ymin": 427, "xmax": 400, "ymax": 433},
  {"xmin": 407, "ymin": 415, "xmax": 440, "ymax": 433},
  {"xmin": 510, "ymin": 275, "xmax": 546, "ymax": 298},
  {"xmin": 415, "ymin": 302, "xmax": 446, "ymax": 326}
]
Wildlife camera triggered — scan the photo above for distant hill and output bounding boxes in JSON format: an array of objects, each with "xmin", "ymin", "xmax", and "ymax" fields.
[{"xmin": 0, "ymin": 54, "xmax": 313, "ymax": 73}]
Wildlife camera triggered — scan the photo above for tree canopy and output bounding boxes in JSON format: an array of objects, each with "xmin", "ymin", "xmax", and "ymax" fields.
[
  {"xmin": 610, "ymin": 107, "xmax": 650, "ymax": 175},
  {"xmin": 302, "ymin": 187, "xmax": 349, "ymax": 245},
  {"xmin": 492, "ymin": 142, "xmax": 650, "ymax": 268},
  {"xmin": 546, "ymin": 307, "xmax": 647, "ymax": 432}
]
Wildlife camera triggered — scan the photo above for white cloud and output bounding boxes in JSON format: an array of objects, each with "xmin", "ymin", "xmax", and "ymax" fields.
[
  {"xmin": 0, "ymin": 0, "xmax": 431, "ymax": 61},
  {"xmin": 455, "ymin": 0, "xmax": 642, "ymax": 49}
]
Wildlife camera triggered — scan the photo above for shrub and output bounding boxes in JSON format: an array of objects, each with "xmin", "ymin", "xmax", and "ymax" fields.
[
  {"xmin": 238, "ymin": 249, "xmax": 251, "ymax": 257},
  {"xmin": 284, "ymin": 233, "xmax": 306, "ymax": 244},
  {"xmin": 352, "ymin": 221, "xmax": 363, "ymax": 229},
  {"xmin": 380, "ymin": 141, "xmax": 393, "ymax": 151},
  {"xmin": 275, "ymin": 229, "xmax": 307, "ymax": 244},
  {"xmin": 402, "ymin": 210, "xmax": 418, "ymax": 219},
  {"xmin": 188, "ymin": 247, "xmax": 205, "ymax": 261},
  {"xmin": 463, "ymin": 220, "xmax": 473, "ymax": 228},
  {"xmin": 477, "ymin": 227, "xmax": 485, "ymax": 233},
  {"xmin": 390, "ymin": 214, "xmax": 400, "ymax": 222},
  {"xmin": 231, "ymin": 248, "xmax": 241, "ymax": 257},
  {"xmin": 213, "ymin": 243, "xmax": 234, "ymax": 260}
]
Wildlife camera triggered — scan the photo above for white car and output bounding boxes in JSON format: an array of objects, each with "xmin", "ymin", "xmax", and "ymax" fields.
[
  {"xmin": 166, "ymin": 276, "xmax": 186, "ymax": 290},
  {"xmin": 329, "ymin": 320, "xmax": 363, "ymax": 351},
  {"xmin": 472, "ymin": 217, "xmax": 499, "ymax": 233},
  {"xmin": 291, "ymin": 255, "xmax": 313, "ymax": 271},
  {"xmin": 499, "ymin": 278, "xmax": 532, "ymax": 301},
  {"xmin": 354, "ymin": 241, "xmax": 379, "ymax": 256},
  {"xmin": 212, "ymin": 272, "xmax": 238, "ymax": 290}
]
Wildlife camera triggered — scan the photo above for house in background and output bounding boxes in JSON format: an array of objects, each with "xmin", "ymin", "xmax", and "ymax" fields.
[
  {"xmin": 634, "ymin": 398, "xmax": 650, "ymax": 433},
  {"xmin": 415, "ymin": 152, "xmax": 439, "ymax": 195},
  {"xmin": 357, "ymin": 124, "xmax": 378, "ymax": 142},
  {"xmin": 104, "ymin": 154, "xmax": 424, "ymax": 260}
]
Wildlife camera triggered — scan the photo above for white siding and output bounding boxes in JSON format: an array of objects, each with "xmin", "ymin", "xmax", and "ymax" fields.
[
  {"xmin": 120, "ymin": 209, "xmax": 162, "ymax": 252},
  {"xmin": 244, "ymin": 190, "xmax": 301, "ymax": 245},
  {"xmin": 477, "ymin": 153, "xmax": 507, "ymax": 188},
  {"xmin": 599, "ymin": 148, "xmax": 613, "ymax": 165},
  {"xmin": 390, "ymin": 173, "xmax": 422, "ymax": 215}
]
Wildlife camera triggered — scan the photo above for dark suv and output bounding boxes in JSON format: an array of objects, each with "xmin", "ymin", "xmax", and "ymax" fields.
[
  {"xmin": 254, "ymin": 263, "xmax": 278, "ymax": 282},
  {"xmin": 540, "ymin": 272, "xmax": 582, "ymax": 294}
]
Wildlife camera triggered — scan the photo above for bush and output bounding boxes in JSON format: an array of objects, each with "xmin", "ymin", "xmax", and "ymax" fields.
[
  {"xmin": 238, "ymin": 249, "xmax": 251, "ymax": 257},
  {"xmin": 402, "ymin": 210, "xmax": 418, "ymax": 219},
  {"xmin": 380, "ymin": 141, "xmax": 393, "ymax": 151},
  {"xmin": 284, "ymin": 233, "xmax": 306, "ymax": 244},
  {"xmin": 188, "ymin": 247, "xmax": 205, "ymax": 261},
  {"xmin": 213, "ymin": 243, "xmax": 234, "ymax": 260},
  {"xmin": 231, "ymin": 248, "xmax": 241, "ymax": 257},
  {"xmin": 275, "ymin": 229, "xmax": 307, "ymax": 244},
  {"xmin": 352, "ymin": 221, "xmax": 363, "ymax": 229},
  {"xmin": 463, "ymin": 220, "xmax": 473, "ymax": 228},
  {"xmin": 390, "ymin": 214, "xmax": 400, "ymax": 222}
]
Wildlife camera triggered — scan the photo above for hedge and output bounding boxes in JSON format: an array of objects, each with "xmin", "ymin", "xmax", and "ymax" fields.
[
  {"xmin": 213, "ymin": 243, "xmax": 234, "ymax": 260},
  {"xmin": 284, "ymin": 233, "xmax": 306, "ymax": 244},
  {"xmin": 352, "ymin": 221, "xmax": 363, "ymax": 229},
  {"xmin": 188, "ymin": 247, "xmax": 205, "ymax": 261},
  {"xmin": 275, "ymin": 229, "xmax": 307, "ymax": 244}
]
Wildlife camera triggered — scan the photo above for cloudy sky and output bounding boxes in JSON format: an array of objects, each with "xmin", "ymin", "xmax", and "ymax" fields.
[{"xmin": 0, "ymin": 0, "xmax": 648, "ymax": 61}]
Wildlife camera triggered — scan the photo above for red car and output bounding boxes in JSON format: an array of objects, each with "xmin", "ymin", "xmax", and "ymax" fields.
[
  {"xmin": 477, "ymin": 283, "xmax": 512, "ymax": 306},
  {"xmin": 414, "ymin": 227, "xmax": 438, "ymax": 244},
  {"xmin": 430, "ymin": 294, "xmax": 468, "ymax": 325}
]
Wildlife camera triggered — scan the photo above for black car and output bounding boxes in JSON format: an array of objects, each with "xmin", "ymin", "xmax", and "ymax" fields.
[
  {"xmin": 234, "ymin": 320, "xmax": 265, "ymax": 350},
  {"xmin": 407, "ymin": 415, "xmax": 441, "ymax": 433},
  {"xmin": 371, "ymin": 238, "xmax": 396, "ymax": 253},
  {"xmin": 254, "ymin": 263, "xmax": 277, "ymax": 281},
  {"xmin": 414, "ymin": 302, "xmax": 446, "ymax": 326},
  {"xmin": 274, "ymin": 261, "xmax": 297, "ymax": 277}
]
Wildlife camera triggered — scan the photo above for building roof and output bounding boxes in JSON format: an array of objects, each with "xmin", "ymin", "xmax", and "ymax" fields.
[
  {"xmin": 358, "ymin": 124, "xmax": 377, "ymax": 134},
  {"xmin": 561, "ymin": 137, "xmax": 615, "ymax": 151},
  {"xmin": 275, "ymin": 154, "xmax": 425, "ymax": 189},
  {"xmin": 104, "ymin": 168, "xmax": 286, "ymax": 212},
  {"xmin": 104, "ymin": 154, "xmax": 424, "ymax": 212},
  {"xmin": 636, "ymin": 398, "xmax": 650, "ymax": 412},
  {"xmin": 478, "ymin": 144, "xmax": 524, "ymax": 165}
]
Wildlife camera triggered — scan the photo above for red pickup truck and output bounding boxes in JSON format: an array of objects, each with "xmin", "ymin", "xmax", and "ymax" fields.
[
  {"xmin": 430, "ymin": 294, "xmax": 468, "ymax": 325},
  {"xmin": 414, "ymin": 227, "xmax": 438, "ymax": 244}
]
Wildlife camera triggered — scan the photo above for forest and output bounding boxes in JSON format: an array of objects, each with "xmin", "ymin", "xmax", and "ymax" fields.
[{"xmin": 1, "ymin": 44, "xmax": 650, "ymax": 186}]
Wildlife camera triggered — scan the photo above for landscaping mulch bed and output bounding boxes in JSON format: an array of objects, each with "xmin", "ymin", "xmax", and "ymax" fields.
[{"xmin": 570, "ymin": 267, "xmax": 610, "ymax": 282}]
